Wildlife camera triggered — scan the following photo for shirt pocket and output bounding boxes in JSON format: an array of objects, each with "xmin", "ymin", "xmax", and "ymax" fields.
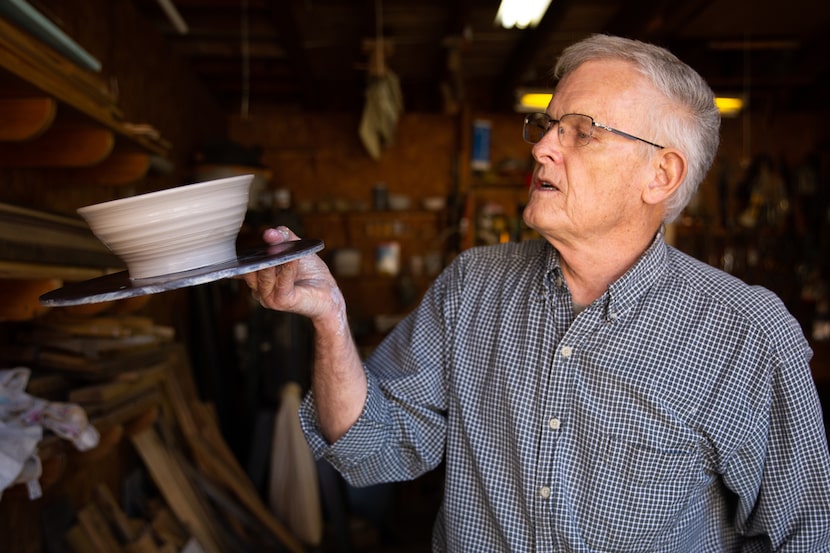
[{"xmin": 575, "ymin": 433, "xmax": 703, "ymax": 551}]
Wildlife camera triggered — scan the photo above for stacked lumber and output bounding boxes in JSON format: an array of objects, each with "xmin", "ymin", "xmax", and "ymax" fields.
[
  {"xmin": 119, "ymin": 346, "xmax": 305, "ymax": 553},
  {"xmin": 154, "ymin": 347, "xmax": 307, "ymax": 553},
  {"xmin": 65, "ymin": 482, "xmax": 190, "ymax": 553},
  {"xmin": 0, "ymin": 202, "xmax": 122, "ymax": 283},
  {"xmin": 2, "ymin": 311, "xmax": 173, "ymax": 379},
  {"xmin": 0, "ymin": 298, "xmax": 307, "ymax": 552}
]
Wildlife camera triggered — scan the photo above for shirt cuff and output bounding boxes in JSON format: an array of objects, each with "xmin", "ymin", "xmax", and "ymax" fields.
[{"xmin": 298, "ymin": 367, "xmax": 390, "ymax": 472}]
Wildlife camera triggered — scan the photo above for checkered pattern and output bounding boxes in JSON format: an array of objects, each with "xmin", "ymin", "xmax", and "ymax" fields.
[{"xmin": 300, "ymin": 235, "xmax": 830, "ymax": 552}]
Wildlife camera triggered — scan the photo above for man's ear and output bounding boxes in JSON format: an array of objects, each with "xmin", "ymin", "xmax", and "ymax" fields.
[{"xmin": 643, "ymin": 149, "xmax": 687, "ymax": 206}]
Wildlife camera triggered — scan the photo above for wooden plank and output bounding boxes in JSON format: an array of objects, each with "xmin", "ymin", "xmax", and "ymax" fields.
[
  {"xmin": 124, "ymin": 530, "xmax": 161, "ymax": 553},
  {"xmin": 150, "ymin": 508, "xmax": 188, "ymax": 550},
  {"xmin": 65, "ymin": 524, "xmax": 99, "ymax": 553},
  {"xmin": 0, "ymin": 121, "xmax": 114, "ymax": 167},
  {"xmin": 130, "ymin": 428, "xmax": 225, "ymax": 553},
  {"xmin": 28, "ymin": 334, "xmax": 160, "ymax": 359},
  {"xmin": 69, "ymin": 364, "xmax": 166, "ymax": 405},
  {"xmin": 0, "ymin": 0, "xmax": 102, "ymax": 71},
  {"xmin": 88, "ymin": 391, "xmax": 161, "ymax": 432},
  {"xmin": 0, "ymin": 202, "xmax": 113, "ymax": 258},
  {"xmin": 0, "ymin": 241, "xmax": 120, "ymax": 272},
  {"xmin": 0, "ymin": 260, "xmax": 107, "ymax": 280},
  {"xmin": 41, "ymin": 314, "xmax": 158, "ymax": 338},
  {"xmin": 77, "ymin": 503, "xmax": 124, "ymax": 553},
  {"xmin": 0, "ymin": 14, "xmax": 114, "ymax": 112},
  {"xmin": 94, "ymin": 483, "xmax": 137, "ymax": 543},
  {"xmin": 0, "ymin": 200, "xmax": 90, "ymax": 230},
  {"xmin": 0, "ymin": 96, "xmax": 56, "ymax": 140},
  {"xmin": 0, "ymin": 344, "xmax": 169, "ymax": 376}
]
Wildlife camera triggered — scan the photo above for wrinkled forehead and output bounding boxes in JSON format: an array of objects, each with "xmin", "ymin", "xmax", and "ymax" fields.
[{"xmin": 552, "ymin": 59, "xmax": 661, "ymax": 121}]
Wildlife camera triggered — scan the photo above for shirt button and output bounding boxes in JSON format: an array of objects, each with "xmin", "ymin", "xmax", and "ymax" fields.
[
  {"xmin": 548, "ymin": 417, "xmax": 561, "ymax": 430},
  {"xmin": 539, "ymin": 486, "xmax": 551, "ymax": 499},
  {"xmin": 561, "ymin": 345, "xmax": 573, "ymax": 358}
]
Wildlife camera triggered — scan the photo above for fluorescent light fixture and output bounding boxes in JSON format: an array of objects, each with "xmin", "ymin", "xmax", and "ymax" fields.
[
  {"xmin": 495, "ymin": 0, "xmax": 553, "ymax": 29},
  {"xmin": 715, "ymin": 96, "xmax": 744, "ymax": 117},
  {"xmin": 515, "ymin": 90, "xmax": 553, "ymax": 112},
  {"xmin": 515, "ymin": 89, "xmax": 744, "ymax": 117}
]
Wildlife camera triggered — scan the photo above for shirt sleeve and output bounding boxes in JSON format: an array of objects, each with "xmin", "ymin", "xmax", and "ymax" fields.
[
  {"xmin": 298, "ymin": 269, "xmax": 454, "ymax": 487},
  {"xmin": 723, "ymin": 337, "xmax": 830, "ymax": 551}
]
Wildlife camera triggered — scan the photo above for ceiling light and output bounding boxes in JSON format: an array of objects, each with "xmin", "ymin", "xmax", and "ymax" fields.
[
  {"xmin": 715, "ymin": 96, "xmax": 744, "ymax": 117},
  {"xmin": 515, "ymin": 89, "xmax": 744, "ymax": 117},
  {"xmin": 495, "ymin": 0, "xmax": 553, "ymax": 29},
  {"xmin": 515, "ymin": 90, "xmax": 553, "ymax": 112}
]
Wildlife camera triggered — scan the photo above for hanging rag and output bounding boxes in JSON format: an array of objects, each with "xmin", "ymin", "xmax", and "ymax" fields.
[
  {"xmin": 268, "ymin": 381, "xmax": 323, "ymax": 546},
  {"xmin": 359, "ymin": 70, "xmax": 404, "ymax": 160}
]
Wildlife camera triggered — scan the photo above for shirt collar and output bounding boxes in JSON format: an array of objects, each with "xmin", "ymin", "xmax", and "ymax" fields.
[
  {"xmin": 605, "ymin": 231, "xmax": 668, "ymax": 320},
  {"xmin": 541, "ymin": 232, "xmax": 669, "ymax": 321}
]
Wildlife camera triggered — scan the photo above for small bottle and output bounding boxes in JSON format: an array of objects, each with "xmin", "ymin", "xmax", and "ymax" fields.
[{"xmin": 372, "ymin": 182, "xmax": 388, "ymax": 211}]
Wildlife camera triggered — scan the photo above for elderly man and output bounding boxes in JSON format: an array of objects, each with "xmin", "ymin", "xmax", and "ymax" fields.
[{"xmin": 245, "ymin": 34, "xmax": 830, "ymax": 552}]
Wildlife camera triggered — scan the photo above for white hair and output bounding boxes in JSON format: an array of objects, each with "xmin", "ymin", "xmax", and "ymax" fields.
[{"xmin": 554, "ymin": 34, "xmax": 721, "ymax": 223}]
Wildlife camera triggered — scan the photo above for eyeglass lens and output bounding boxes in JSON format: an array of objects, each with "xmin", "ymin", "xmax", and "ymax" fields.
[{"xmin": 523, "ymin": 113, "xmax": 593, "ymax": 147}]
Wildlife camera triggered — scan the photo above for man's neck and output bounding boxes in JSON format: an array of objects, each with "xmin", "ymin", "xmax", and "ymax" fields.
[{"xmin": 556, "ymin": 229, "xmax": 660, "ymax": 307}]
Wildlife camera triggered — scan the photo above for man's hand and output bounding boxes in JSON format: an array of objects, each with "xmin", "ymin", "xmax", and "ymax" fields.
[
  {"xmin": 242, "ymin": 226, "xmax": 343, "ymax": 325},
  {"xmin": 242, "ymin": 226, "xmax": 367, "ymax": 443}
]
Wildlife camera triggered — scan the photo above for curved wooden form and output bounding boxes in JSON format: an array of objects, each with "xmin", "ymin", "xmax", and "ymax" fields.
[
  {"xmin": 50, "ymin": 145, "xmax": 152, "ymax": 185},
  {"xmin": 0, "ymin": 96, "xmax": 56, "ymax": 140},
  {"xmin": 0, "ymin": 15, "xmax": 168, "ymax": 155},
  {"xmin": 0, "ymin": 120, "xmax": 114, "ymax": 167}
]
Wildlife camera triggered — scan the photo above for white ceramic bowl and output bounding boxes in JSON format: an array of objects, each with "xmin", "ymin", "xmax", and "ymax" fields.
[{"xmin": 78, "ymin": 175, "xmax": 253, "ymax": 279}]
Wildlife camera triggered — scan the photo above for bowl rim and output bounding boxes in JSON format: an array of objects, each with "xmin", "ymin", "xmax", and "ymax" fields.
[{"xmin": 77, "ymin": 174, "xmax": 254, "ymax": 216}]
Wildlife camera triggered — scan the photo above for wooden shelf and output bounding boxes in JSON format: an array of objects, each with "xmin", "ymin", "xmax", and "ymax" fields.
[
  {"xmin": 0, "ymin": 15, "xmax": 169, "ymax": 156},
  {"xmin": 0, "ymin": 14, "xmax": 169, "ymax": 288},
  {"xmin": 0, "ymin": 12, "xmax": 169, "ymax": 194}
]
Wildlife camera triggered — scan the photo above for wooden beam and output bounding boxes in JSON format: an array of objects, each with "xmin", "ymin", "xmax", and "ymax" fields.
[{"xmin": 0, "ymin": 96, "xmax": 56, "ymax": 140}]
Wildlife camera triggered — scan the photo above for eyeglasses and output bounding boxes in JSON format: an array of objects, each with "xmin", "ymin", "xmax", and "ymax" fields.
[{"xmin": 523, "ymin": 112, "xmax": 664, "ymax": 150}]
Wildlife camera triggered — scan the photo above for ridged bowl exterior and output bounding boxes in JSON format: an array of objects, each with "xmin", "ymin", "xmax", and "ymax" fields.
[{"xmin": 78, "ymin": 175, "xmax": 253, "ymax": 279}]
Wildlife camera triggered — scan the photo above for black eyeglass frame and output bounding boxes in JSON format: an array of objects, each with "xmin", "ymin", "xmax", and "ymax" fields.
[{"xmin": 523, "ymin": 112, "xmax": 664, "ymax": 150}]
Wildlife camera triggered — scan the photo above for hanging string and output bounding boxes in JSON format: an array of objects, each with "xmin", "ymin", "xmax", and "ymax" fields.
[
  {"xmin": 375, "ymin": 0, "xmax": 384, "ymax": 75},
  {"xmin": 240, "ymin": 0, "xmax": 250, "ymax": 118}
]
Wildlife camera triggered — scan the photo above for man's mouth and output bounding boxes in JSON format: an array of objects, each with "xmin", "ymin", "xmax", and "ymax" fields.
[{"xmin": 535, "ymin": 177, "xmax": 559, "ymax": 191}]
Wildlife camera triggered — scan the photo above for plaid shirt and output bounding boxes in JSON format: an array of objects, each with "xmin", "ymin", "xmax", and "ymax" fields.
[{"xmin": 300, "ymin": 236, "xmax": 830, "ymax": 552}]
